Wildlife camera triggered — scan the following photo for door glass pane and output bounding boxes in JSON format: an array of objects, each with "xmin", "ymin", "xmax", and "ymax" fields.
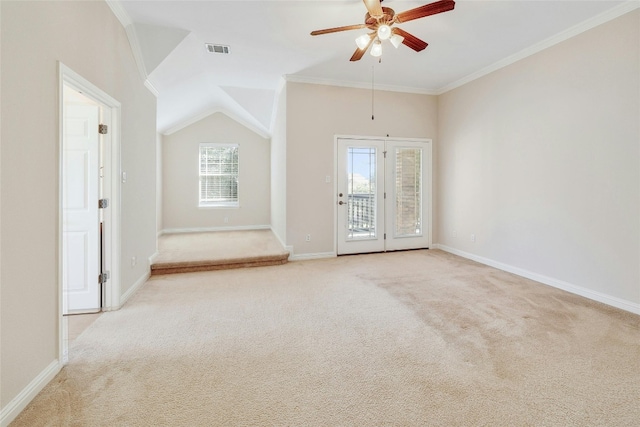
[
  {"xmin": 347, "ymin": 147, "xmax": 377, "ymax": 240},
  {"xmin": 395, "ymin": 148, "xmax": 422, "ymax": 237}
]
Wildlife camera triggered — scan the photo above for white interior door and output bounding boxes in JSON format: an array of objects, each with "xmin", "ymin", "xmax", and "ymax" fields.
[
  {"xmin": 63, "ymin": 103, "xmax": 101, "ymax": 314},
  {"xmin": 336, "ymin": 137, "xmax": 431, "ymax": 255}
]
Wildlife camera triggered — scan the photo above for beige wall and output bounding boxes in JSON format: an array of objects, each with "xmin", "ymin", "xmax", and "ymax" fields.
[
  {"xmin": 1, "ymin": 0, "xmax": 157, "ymax": 413},
  {"xmin": 1, "ymin": 1, "xmax": 637, "ymax": 421},
  {"xmin": 157, "ymin": 133, "xmax": 164, "ymax": 235},
  {"xmin": 437, "ymin": 10, "xmax": 639, "ymax": 305},
  {"xmin": 285, "ymin": 83, "xmax": 437, "ymax": 255},
  {"xmin": 162, "ymin": 113, "xmax": 270, "ymax": 232},
  {"xmin": 271, "ymin": 83, "xmax": 287, "ymax": 246}
]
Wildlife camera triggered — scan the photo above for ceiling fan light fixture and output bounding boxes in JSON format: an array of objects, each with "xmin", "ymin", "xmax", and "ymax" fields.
[
  {"xmin": 377, "ymin": 24, "xmax": 391, "ymax": 40},
  {"xmin": 312, "ymin": 0, "xmax": 456, "ymax": 62},
  {"xmin": 370, "ymin": 40, "xmax": 382, "ymax": 57},
  {"xmin": 390, "ymin": 34, "xmax": 404, "ymax": 49},
  {"xmin": 355, "ymin": 34, "xmax": 371, "ymax": 50}
]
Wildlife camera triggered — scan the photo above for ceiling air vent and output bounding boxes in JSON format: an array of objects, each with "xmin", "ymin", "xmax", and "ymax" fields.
[{"xmin": 205, "ymin": 43, "xmax": 231, "ymax": 54}]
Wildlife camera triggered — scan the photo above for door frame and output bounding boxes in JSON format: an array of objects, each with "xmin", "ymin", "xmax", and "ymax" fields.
[
  {"xmin": 333, "ymin": 135, "xmax": 432, "ymax": 255},
  {"xmin": 58, "ymin": 62, "xmax": 122, "ymax": 364}
]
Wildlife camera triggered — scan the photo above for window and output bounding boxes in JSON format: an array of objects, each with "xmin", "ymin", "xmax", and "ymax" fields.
[{"xmin": 199, "ymin": 143, "xmax": 239, "ymax": 207}]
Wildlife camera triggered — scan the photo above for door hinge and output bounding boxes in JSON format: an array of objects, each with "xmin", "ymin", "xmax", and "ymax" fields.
[
  {"xmin": 384, "ymin": 192, "xmax": 386, "ymax": 199},
  {"xmin": 98, "ymin": 198, "xmax": 109, "ymax": 209},
  {"xmin": 383, "ymin": 151, "xmax": 387, "ymax": 158},
  {"xmin": 98, "ymin": 124, "xmax": 108, "ymax": 134},
  {"xmin": 98, "ymin": 271, "xmax": 110, "ymax": 284},
  {"xmin": 384, "ymin": 233, "xmax": 386, "ymax": 240}
]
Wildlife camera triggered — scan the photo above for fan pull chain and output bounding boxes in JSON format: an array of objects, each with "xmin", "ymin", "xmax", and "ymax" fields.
[{"xmin": 371, "ymin": 65, "xmax": 375, "ymax": 121}]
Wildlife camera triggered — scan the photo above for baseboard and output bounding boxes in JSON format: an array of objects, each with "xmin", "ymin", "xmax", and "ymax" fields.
[
  {"xmin": 434, "ymin": 244, "xmax": 640, "ymax": 315},
  {"xmin": 269, "ymin": 228, "xmax": 292, "ymax": 256},
  {"xmin": 161, "ymin": 225, "xmax": 270, "ymax": 234},
  {"xmin": 119, "ymin": 271, "xmax": 149, "ymax": 308},
  {"xmin": 0, "ymin": 360, "xmax": 62, "ymax": 427},
  {"xmin": 148, "ymin": 250, "xmax": 160, "ymax": 265},
  {"xmin": 289, "ymin": 251, "xmax": 336, "ymax": 261}
]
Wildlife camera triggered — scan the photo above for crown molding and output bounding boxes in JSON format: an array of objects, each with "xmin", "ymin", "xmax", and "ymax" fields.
[
  {"xmin": 268, "ymin": 77, "xmax": 287, "ymax": 135},
  {"xmin": 284, "ymin": 74, "xmax": 437, "ymax": 96},
  {"xmin": 124, "ymin": 24, "xmax": 149, "ymax": 85},
  {"xmin": 162, "ymin": 108, "xmax": 271, "ymax": 139},
  {"xmin": 105, "ymin": 0, "xmax": 153, "ymax": 94},
  {"xmin": 105, "ymin": 0, "xmax": 131, "ymax": 28},
  {"xmin": 435, "ymin": 0, "xmax": 640, "ymax": 95},
  {"xmin": 144, "ymin": 79, "xmax": 160, "ymax": 98}
]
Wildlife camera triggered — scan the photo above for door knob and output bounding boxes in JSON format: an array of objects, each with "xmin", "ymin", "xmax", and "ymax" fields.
[{"xmin": 338, "ymin": 201, "xmax": 345, "ymax": 205}]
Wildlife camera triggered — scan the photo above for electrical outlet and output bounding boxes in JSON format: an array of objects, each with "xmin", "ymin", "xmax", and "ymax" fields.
[
  {"xmin": 305, "ymin": 234, "xmax": 311, "ymax": 242},
  {"xmin": 453, "ymin": 230, "xmax": 457, "ymax": 238},
  {"xmin": 325, "ymin": 176, "xmax": 331, "ymax": 183},
  {"xmin": 131, "ymin": 256, "xmax": 137, "ymax": 267},
  {"xmin": 224, "ymin": 216, "xmax": 229, "ymax": 223},
  {"xmin": 470, "ymin": 234, "xmax": 476, "ymax": 243}
]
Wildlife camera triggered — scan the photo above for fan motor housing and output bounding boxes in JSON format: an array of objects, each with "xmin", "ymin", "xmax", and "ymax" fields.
[{"xmin": 365, "ymin": 7, "xmax": 396, "ymax": 28}]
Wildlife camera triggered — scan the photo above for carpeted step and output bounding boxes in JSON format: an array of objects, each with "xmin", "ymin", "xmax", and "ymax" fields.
[{"xmin": 150, "ymin": 252, "xmax": 289, "ymax": 275}]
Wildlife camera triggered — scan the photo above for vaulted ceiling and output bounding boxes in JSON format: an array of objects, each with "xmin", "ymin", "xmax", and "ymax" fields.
[{"xmin": 110, "ymin": 1, "xmax": 630, "ymax": 136}]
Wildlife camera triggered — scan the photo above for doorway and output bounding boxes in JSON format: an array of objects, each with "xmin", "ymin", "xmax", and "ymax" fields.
[
  {"xmin": 59, "ymin": 63, "xmax": 121, "ymax": 363},
  {"xmin": 336, "ymin": 137, "xmax": 431, "ymax": 255}
]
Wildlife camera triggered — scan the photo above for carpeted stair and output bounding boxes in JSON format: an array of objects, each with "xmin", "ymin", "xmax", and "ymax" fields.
[
  {"xmin": 150, "ymin": 230, "xmax": 290, "ymax": 275},
  {"xmin": 151, "ymin": 253, "xmax": 289, "ymax": 275}
]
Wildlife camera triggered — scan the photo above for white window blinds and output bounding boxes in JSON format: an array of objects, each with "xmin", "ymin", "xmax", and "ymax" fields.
[
  {"xmin": 394, "ymin": 147, "xmax": 422, "ymax": 236},
  {"xmin": 199, "ymin": 144, "xmax": 239, "ymax": 207}
]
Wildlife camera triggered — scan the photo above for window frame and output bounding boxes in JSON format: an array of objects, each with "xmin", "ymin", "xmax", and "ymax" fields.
[{"xmin": 198, "ymin": 143, "xmax": 239, "ymax": 208}]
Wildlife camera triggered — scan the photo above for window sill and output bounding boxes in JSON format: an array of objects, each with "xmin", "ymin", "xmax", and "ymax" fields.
[{"xmin": 198, "ymin": 203, "xmax": 240, "ymax": 209}]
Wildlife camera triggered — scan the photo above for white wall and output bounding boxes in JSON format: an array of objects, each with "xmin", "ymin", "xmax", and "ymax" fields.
[
  {"xmin": 271, "ymin": 81, "xmax": 288, "ymax": 247},
  {"xmin": 0, "ymin": 0, "xmax": 157, "ymax": 419},
  {"xmin": 437, "ymin": 10, "xmax": 639, "ymax": 309},
  {"xmin": 156, "ymin": 133, "xmax": 164, "ymax": 236},
  {"xmin": 285, "ymin": 83, "xmax": 437, "ymax": 256},
  {"xmin": 162, "ymin": 113, "xmax": 270, "ymax": 232}
]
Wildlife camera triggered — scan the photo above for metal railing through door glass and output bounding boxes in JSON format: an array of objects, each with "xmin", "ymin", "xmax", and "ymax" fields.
[{"xmin": 347, "ymin": 147, "xmax": 377, "ymax": 240}]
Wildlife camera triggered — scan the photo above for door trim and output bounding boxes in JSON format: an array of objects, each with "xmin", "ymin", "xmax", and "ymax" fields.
[
  {"xmin": 333, "ymin": 135, "xmax": 432, "ymax": 255},
  {"xmin": 58, "ymin": 62, "xmax": 122, "ymax": 364}
]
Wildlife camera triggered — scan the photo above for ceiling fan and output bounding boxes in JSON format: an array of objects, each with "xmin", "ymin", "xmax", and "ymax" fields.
[{"xmin": 311, "ymin": 0, "xmax": 455, "ymax": 61}]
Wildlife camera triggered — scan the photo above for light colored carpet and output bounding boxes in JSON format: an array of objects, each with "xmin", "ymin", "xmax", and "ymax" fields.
[
  {"xmin": 12, "ymin": 250, "xmax": 640, "ymax": 426},
  {"xmin": 66, "ymin": 313, "xmax": 102, "ymax": 342},
  {"xmin": 151, "ymin": 230, "xmax": 289, "ymax": 274}
]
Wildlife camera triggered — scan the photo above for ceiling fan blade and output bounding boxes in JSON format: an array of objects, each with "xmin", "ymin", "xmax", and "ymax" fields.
[
  {"xmin": 395, "ymin": 0, "xmax": 455, "ymax": 23},
  {"xmin": 350, "ymin": 47, "xmax": 367, "ymax": 62},
  {"xmin": 350, "ymin": 34, "xmax": 375, "ymax": 61},
  {"xmin": 311, "ymin": 24, "xmax": 367, "ymax": 36},
  {"xmin": 392, "ymin": 28, "xmax": 428, "ymax": 52},
  {"xmin": 362, "ymin": 0, "xmax": 384, "ymax": 18}
]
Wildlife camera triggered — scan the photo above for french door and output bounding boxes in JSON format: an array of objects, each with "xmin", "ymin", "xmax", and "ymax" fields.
[{"xmin": 336, "ymin": 137, "xmax": 431, "ymax": 255}]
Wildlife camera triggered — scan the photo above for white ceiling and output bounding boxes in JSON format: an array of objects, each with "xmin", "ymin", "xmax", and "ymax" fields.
[{"xmin": 115, "ymin": 0, "xmax": 630, "ymax": 136}]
